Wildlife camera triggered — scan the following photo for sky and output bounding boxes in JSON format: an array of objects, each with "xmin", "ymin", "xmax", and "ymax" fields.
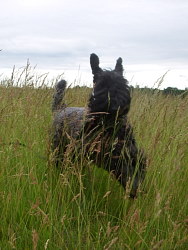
[{"xmin": 1, "ymin": 0, "xmax": 188, "ymax": 89}]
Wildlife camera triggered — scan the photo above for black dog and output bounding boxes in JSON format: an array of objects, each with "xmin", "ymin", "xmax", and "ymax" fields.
[{"xmin": 51, "ymin": 53, "xmax": 146, "ymax": 198}]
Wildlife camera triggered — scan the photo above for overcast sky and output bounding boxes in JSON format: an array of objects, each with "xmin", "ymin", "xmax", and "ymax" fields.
[{"xmin": 1, "ymin": 0, "xmax": 188, "ymax": 89}]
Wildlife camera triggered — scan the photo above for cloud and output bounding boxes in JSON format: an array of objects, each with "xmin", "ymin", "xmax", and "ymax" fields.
[{"xmin": 1, "ymin": 0, "xmax": 188, "ymax": 88}]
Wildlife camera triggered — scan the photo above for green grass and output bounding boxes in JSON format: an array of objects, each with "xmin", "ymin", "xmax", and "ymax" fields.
[{"xmin": 0, "ymin": 76, "xmax": 188, "ymax": 249}]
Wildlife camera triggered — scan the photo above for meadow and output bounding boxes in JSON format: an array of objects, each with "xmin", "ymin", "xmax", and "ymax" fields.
[{"xmin": 0, "ymin": 68, "xmax": 188, "ymax": 249}]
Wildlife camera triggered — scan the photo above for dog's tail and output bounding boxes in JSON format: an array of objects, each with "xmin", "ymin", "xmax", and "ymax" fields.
[{"xmin": 52, "ymin": 80, "xmax": 67, "ymax": 112}]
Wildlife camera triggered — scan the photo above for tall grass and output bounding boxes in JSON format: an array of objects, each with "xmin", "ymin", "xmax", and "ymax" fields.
[{"xmin": 0, "ymin": 70, "xmax": 188, "ymax": 249}]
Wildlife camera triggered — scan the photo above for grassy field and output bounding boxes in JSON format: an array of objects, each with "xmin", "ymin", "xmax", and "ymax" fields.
[{"xmin": 0, "ymin": 74, "xmax": 188, "ymax": 249}]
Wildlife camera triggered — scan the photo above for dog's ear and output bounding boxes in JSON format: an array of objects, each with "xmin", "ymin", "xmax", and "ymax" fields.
[
  {"xmin": 114, "ymin": 57, "xmax": 123, "ymax": 75},
  {"xmin": 90, "ymin": 53, "xmax": 102, "ymax": 75}
]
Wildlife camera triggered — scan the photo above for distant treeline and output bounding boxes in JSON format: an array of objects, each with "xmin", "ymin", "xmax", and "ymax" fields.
[
  {"xmin": 1, "ymin": 82, "xmax": 187, "ymax": 97},
  {"xmin": 72, "ymin": 85, "xmax": 188, "ymax": 97},
  {"xmin": 130, "ymin": 86, "xmax": 188, "ymax": 97}
]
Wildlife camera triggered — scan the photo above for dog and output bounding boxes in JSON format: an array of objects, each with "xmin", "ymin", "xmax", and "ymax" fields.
[{"xmin": 51, "ymin": 53, "xmax": 146, "ymax": 198}]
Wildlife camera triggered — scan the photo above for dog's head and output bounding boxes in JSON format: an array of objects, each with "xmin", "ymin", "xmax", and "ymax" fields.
[{"xmin": 89, "ymin": 53, "xmax": 131, "ymax": 116}]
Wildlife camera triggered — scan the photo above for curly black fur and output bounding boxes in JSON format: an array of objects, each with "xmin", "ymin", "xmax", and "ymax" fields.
[{"xmin": 51, "ymin": 53, "xmax": 146, "ymax": 198}]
